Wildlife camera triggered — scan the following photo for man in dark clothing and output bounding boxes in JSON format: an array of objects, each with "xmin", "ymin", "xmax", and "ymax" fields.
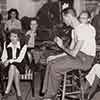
[
  {"xmin": 91, "ymin": 11, "xmax": 100, "ymax": 45},
  {"xmin": 36, "ymin": 0, "xmax": 60, "ymax": 41}
]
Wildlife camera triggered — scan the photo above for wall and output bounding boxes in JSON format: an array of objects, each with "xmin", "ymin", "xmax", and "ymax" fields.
[{"xmin": 7, "ymin": 0, "xmax": 45, "ymax": 18}]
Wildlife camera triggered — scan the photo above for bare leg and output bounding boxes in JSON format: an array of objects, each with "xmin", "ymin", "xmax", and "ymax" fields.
[
  {"xmin": 5, "ymin": 65, "xmax": 15, "ymax": 94},
  {"xmin": 14, "ymin": 68, "xmax": 21, "ymax": 96}
]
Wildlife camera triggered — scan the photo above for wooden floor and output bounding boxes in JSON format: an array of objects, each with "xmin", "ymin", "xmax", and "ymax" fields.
[
  {"xmin": 0, "ymin": 72, "xmax": 42, "ymax": 100},
  {"xmin": 1, "ymin": 72, "xmax": 100, "ymax": 100}
]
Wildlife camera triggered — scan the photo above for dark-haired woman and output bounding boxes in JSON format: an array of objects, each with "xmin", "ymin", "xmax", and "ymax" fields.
[{"xmin": 5, "ymin": 8, "xmax": 22, "ymax": 31}]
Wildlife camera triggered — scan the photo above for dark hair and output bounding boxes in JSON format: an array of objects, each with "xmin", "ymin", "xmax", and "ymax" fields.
[
  {"xmin": 79, "ymin": 10, "xmax": 91, "ymax": 19},
  {"xmin": 9, "ymin": 29, "xmax": 29, "ymax": 44},
  {"xmin": 62, "ymin": 8, "xmax": 77, "ymax": 17},
  {"xmin": 8, "ymin": 8, "xmax": 19, "ymax": 20},
  {"xmin": 30, "ymin": 17, "xmax": 38, "ymax": 24},
  {"xmin": 10, "ymin": 29, "xmax": 22, "ymax": 39}
]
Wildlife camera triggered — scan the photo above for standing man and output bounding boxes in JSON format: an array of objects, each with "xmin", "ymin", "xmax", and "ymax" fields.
[
  {"xmin": 36, "ymin": 0, "xmax": 60, "ymax": 41},
  {"xmin": 42, "ymin": 8, "xmax": 96, "ymax": 100}
]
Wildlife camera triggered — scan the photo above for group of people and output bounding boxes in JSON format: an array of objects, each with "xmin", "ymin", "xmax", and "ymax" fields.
[
  {"xmin": 0, "ymin": 8, "xmax": 38, "ymax": 100},
  {"xmin": 0, "ymin": 1, "xmax": 100, "ymax": 100}
]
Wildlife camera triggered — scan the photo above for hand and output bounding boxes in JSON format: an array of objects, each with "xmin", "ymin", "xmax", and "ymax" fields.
[
  {"xmin": 9, "ymin": 59, "xmax": 14, "ymax": 63},
  {"xmin": 47, "ymin": 56, "xmax": 56, "ymax": 62},
  {"xmin": 54, "ymin": 36, "xmax": 64, "ymax": 48}
]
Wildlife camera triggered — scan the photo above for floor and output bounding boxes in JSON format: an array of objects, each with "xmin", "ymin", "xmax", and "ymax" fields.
[
  {"xmin": 1, "ymin": 72, "xmax": 100, "ymax": 100},
  {"xmin": 0, "ymin": 72, "xmax": 42, "ymax": 100}
]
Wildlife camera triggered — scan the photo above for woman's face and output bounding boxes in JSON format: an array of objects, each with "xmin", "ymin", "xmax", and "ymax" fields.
[
  {"xmin": 10, "ymin": 11, "xmax": 16, "ymax": 19},
  {"xmin": 10, "ymin": 33, "xmax": 19, "ymax": 44},
  {"xmin": 79, "ymin": 13, "xmax": 89, "ymax": 24}
]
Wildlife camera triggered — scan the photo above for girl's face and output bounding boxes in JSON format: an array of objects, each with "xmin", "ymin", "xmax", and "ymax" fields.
[
  {"xmin": 30, "ymin": 20, "xmax": 38, "ymax": 31},
  {"xmin": 79, "ymin": 13, "xmax": 89, "ymax": 24},
  {"xmin": 10, "ymin": 11, "xmax": 16, "ymax": 19},
  {"xmin": 10, "ymin": 33, "xmax": 19, "ymax": 44}
]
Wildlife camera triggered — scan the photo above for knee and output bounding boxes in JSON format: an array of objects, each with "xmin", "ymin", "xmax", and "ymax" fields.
[{"xmin": 9, "ymin": 64, "xmax": 16, "ymax": 71}]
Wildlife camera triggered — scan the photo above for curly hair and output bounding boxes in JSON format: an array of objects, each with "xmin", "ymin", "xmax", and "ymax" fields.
[
  {"xmin": 8, "ymin": 8, "xmax": 19, "ymax": 20},
  {"xmin": 9, "ymin": 29, "xmax": 29, "ymax": 44}
]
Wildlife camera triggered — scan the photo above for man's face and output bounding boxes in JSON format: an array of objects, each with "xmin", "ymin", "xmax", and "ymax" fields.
[
  {"xmin": 30, "ymin": 20, "xmax": 38, "ymax": 31},
  {"xmin": 63, "ymin": 14, "xmax": 72, "ymax": 26}
]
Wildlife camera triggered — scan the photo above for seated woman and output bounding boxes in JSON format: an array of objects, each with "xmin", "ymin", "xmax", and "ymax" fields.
[{"xmin": 1, "ymin": 29, "xmax": 27, "ymax": 100}]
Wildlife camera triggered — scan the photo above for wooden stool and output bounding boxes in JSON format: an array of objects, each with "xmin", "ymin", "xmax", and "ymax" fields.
[{"xmin": 57, "ymin": 69, "xmax": 85, "ymax": 100}]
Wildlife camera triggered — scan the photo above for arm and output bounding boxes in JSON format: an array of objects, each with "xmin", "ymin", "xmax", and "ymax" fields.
[
  {"xmin": 62, "ymin": 40, "xmax": 84, "ymax": 57},
  {"xmin": 1, "ymin": 42, "xmax": 8, "ymax": 62},
  {"xmin": 55, "ymin": 35, "xmax": 84, "ymax": 57}
]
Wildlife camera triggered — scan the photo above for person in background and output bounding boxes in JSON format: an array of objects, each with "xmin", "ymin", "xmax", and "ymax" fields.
[
  {"xmin": 1, "ymin": 29, "xmax": 27, "ymax": 100},
  {"xmin": 36, "ymin": 0, "xmax": 60, "ymax": 41},
  {"xmin": 42, "ymin": 8, "xmax": 96, "ymax": 100},
  {"xmin": 78, "ymin": 11, "xmax": 97, "ymax": 100},
  {"xmin": 25, "ymin": 18, "xmax": 38, "ymax": 66},
  {"xmin": 5, "ymin": 8, "xmax": 22, "ymax": 37},
  {"xmin": 0, "ymin": 13, "xmax": 6, "ymax": 96}
]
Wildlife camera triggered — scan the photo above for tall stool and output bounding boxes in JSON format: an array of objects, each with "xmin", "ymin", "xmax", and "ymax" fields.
[{"xmin": 57, "ymin": 69, "xmax": 85, "ymax": 100}]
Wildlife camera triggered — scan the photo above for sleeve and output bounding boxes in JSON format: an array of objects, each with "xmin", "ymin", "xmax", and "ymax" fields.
[
  {"xmin": 13, "ymin": 44, "xmax": 27, "ymax": 63},
  {"xmin": 1, "ymin": 42, "xmax": 8, "ymax": 62}
]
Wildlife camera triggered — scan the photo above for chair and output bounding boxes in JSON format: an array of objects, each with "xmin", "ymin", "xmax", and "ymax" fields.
[
  {"xmin": 57, "ymin": 69, "xmax": 85, "ymax": 100},
  {"xmin": 1, "ymin": 51, "xmax": 35, "ymax": 100}
]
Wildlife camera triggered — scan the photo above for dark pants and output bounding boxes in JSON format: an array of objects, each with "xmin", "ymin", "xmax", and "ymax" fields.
[{"xmin": 42, "ymin": 52, "xmax": 94, "ymax": 97}]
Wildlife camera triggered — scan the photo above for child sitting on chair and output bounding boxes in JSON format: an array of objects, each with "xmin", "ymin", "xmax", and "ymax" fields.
[{"xmin": 1, "ymin": 29, "xmax": 27, "ymax": 100}]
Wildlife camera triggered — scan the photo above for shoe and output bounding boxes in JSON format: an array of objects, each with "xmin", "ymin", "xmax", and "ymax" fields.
[
  {"xmin": 16, "ymin": 96, "xmax": 23, "ymax": 100},
  {"xmin": 1, "ymin": 93, "xmax": 9, "ymax": 100},
  {"xmin": 39, "ymin": 92, "xmax": 45, "ymax": 97}
]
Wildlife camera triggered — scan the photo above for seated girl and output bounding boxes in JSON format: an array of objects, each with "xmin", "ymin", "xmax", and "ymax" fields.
[{"xmin": 1, "ymin": 29, "xmax": 27, "ymax": 100}]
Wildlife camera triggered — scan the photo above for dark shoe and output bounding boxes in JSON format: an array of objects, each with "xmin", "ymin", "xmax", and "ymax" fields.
[
  {"xmin": 16, "ymin": 96, "xmax": 23, "ymax": 100},
  {"xmin": 39, "ymin": 92, "xmax": 45, "ymax": 97}
]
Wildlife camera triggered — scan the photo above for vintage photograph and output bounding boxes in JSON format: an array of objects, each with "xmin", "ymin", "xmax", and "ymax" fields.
[{"xmin": 0, "ymin": 0, "xmax": 100, "ymax": 100}]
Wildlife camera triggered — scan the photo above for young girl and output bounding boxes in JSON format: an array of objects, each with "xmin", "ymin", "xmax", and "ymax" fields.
[{"xmin": 1, "ymin": 29, "xmax": 27, "ymax": 100}]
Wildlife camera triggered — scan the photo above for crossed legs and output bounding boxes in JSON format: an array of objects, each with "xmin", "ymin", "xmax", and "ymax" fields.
[{"xmin": 5, "ymin": 64, "xmax": 21, "ymax": 96}]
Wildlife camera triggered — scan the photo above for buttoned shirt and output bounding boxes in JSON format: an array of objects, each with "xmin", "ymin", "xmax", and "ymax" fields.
[{"xmin": 1, "ymin": 41, "xmax": 27, "ymax": 63}]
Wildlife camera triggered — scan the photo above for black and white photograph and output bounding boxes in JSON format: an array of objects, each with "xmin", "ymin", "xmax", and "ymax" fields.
[{"xmin": 0, "ymin": 0, "xmax": 100, "ymax": 100}]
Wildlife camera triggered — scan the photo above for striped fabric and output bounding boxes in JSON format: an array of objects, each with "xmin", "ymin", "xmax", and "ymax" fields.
[{"xmin": 20, "ymin": 69, "xmax": 33, "ymax": 80}]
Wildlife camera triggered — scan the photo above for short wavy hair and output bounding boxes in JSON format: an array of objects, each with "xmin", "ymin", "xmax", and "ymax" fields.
[
  {"xmin": 9, "ymin": 29, "xmax": 29, "ymax": 44},
  {"xmin": 8, "ymin": 8, "xmax": 19, "ymax": 20}
]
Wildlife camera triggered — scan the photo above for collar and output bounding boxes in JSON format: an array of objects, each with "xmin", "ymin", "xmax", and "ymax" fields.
[{"xmin": 7, "ymin": 41, "xmax": 21, "ymax": 49}]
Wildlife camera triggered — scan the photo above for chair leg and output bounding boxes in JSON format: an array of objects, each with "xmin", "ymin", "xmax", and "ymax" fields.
[
  {"xmin": 31, "ymin": 72, "xmax": 35, "ymax": 97},
  {"xmin": 62, "ymin": 72, "xmax": 67, "ymax": 100},
  {"xmin": 79, "ymin": 70, "xmax": 84, "ymax": 100}
]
